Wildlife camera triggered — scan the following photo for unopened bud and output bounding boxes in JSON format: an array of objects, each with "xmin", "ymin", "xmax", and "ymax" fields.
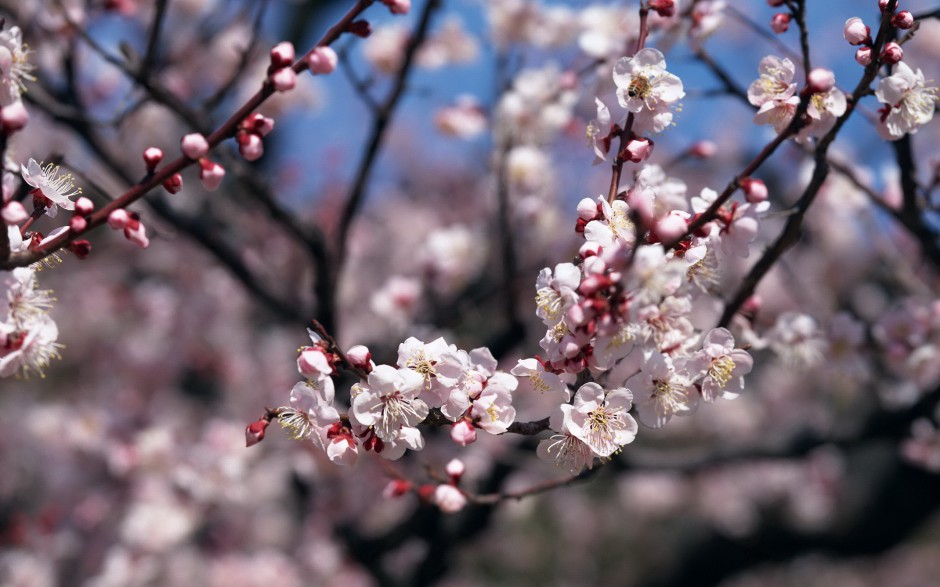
[
  {"xmin": 807, "ymin": 68, "xmax": 835, "ymax": 94},
  {"xmin": 75, "ymin": 196, "xmax": 94, "ymax": 215},
  {"xmin": 1, "ymin": 100, "xmax": 29, "ymax": 133},
  {"xmin": 199, "ymin": 160, "xmax": 225, "ymax": 191},
  {"xmin": 346, "ymin": 20, "xmax": 372, "ymax": 38},
  {"xmin": 124, "ymin": 219, "xmax": 149, "ymax": 249},
  {"xmin": 649, "ymin": 0, "xmax": 675, "ymax": 17},
  {"xmin": 108, "ymin": 208, "xmax": 130, "ymax": 229},
  {"xmin": 181, "ymin": 133, "xmax": 209, "ymax": 159},
  {"xmin": 346, "ymin": 345, "xmax": 373, "ymax": 372},
  {"xmin": 382, "ymin": 479, "xmax": 412, "ymax": 498},
  {"xmin": 381, "ymin": 0, "xmax": 410, "ymax": 15},
  {"xmin": 445, "ymin": 458, "xmax": 465, "ymax": 481},
  {"xmin": 878, "ymin": 0, "xmax": 890, "ymax": 13},
  {"xmin": 238, "ymin": 132, "xmax": 264, "ymax": 161},
  {"xmin": 270, "ymin": 41, "xmax": 295, "ymax": 69},
  {"xmin": 881, "ymin": 42, "xmax": 903, "ymax": 64},
  {"xmin": 771, "ymin": 13, "xmax": 790, "ymax": 34},
  {"xmin": 143, "ymin": 147, "xmax": 163, "ymax": 172},
  {"xmin": 307, "ymin": 46, "xmax": 338, "ymax": 74},
  {"xmin": 433, "ymin": 484, "xmax": 467, "ymax": 513},
  {"xmin": 1, "ymin": 201, "xmax": 28, "ymax": 224},
  {"xmin": 843, "ymin": 17, "xmax": 871, "ymax": 45},
  {"xmin": 653, "ymin": 213, "xmax": 688, "ymax": 243},
  {"xmin": 245, "ymin": 419, "xmax": 270, "ymax": 447},
  {"xmin": 855, "ymin": 46, "xmax": 873, "ymax": 66},
  {"xmin": 270, "ymin": 67, "xmax": 297, "ymax": 92},
  {"xmin": 69, "ymin": 215, "xmax": 87, "ymax": 233},
  {"xmin": 740, "ymin": 177, "xmax": 769, "ymax": 203},
  {"xmin": 622, "ymin": 137, "xmax": 653, "ymax": 163},
  {"xmin": 892, "ymin": 10, "xmax": 914, "ymax": 29},
  {"xmin": 68, "ymin": 239, "xmax": 91, "ymax": 259},
  {"xmin": 163, "ymin": 173, "xmax": 183, "ymax": 194},
  {"xmin": 577, "ymin": 197, "xmax": 599, "ymax": 221},
  {"xmin": 451, "ymin": 420, "xmax": 477, "ymax": 446},
  {"xmin": 690, "ymin": 140, "xmax": 717, "ymax": 158}
]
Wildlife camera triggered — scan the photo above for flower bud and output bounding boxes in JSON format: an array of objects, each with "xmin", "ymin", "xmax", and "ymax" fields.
[
  {"xmin": 307, "ymin": 46, "xmax": 339, "ymax": 74},
  {"xmin": 269, "ymin": 41, "xmax": 295, "ymax": 69},
  {"xmin": 238, "ymin": 132, "xmax": 264, "ymax": 161},
  {"xmin": 143, "ymin": 147, "xmax": 163, "ymax": 172},
  {"xmin": 199, "ymin": 160, "xmax": 225, "ymax": 191},
  {"xmin": 433, "ymin": 484, "xmax": 467, "ymax": 513},
  {"xmin": 163, "ymin": 173, "xmax": 183, "ymax": 194},
  {"xmin": 892, "ymin": 10, "xmax": 914, "ymax": 29},
  {"xmin": 740, "ymin": 177, "xmax": 769, "ymax": 203},
  {"xmin": 181, "ymin": 133, "xmax": 209, "ymax": 159},
  {"xmin": 577, "ymin": 197, "xmax": 599, "ymax": 221},
  {"xmin": 649, "ymin": 0, "xmax": 675, "ymax": 17},
  {"xmin": 68, "ymin": 239, "xmax": 91, "ymax": 259},
  {"xmin": 771, "ymin": 13, "xmax": 790, "ymax": 34},
  {"xmin": 382, "ymin": 0, "xmax": 410, "ymax": 15},
  {"xmin": 653, "ymin": 213, "xmax": 688, "ymax": 243},
  {"xmin": 878, "ymin": 0, "xmax": 890, "ymax": 13},
  {"xmin": 843, "ymin": 17, "xmax": 871, "ymax": 45},
  {"xmin": 298, "ymin": 347, "xmax": 332, "ymax": 379},
  {"xmin": 270, "ymin": 67, "xmax": 297, "ymax": 92},
  {"xmin": 346, "ymin": 345, "xmax": 373, "ymax": 372},
  {"xmin": 68, "ymin": 215, "xmax": 87, "ymax": 233},
  {"xmin": 622, "ymin": 137, "xmax": 653, "ymax": 163},
  {"xmin": 690, "ymin": 140, "xmax": 716, "ymax": 158},
  {"xmin": 1, "ymin": 100, "xmax": 29, "ymax": 133},
  {"xmin": 124, "ymin": 219, "xmax": 150, "ymax": 248},
  {"xmin": 451, "ymin": 420, "xmax": 477, "ymax": 446},
  {"xmin": 626, "ymin": 187, "xmax": 655, "ymax": 227},
  {"xmin": 1, "ymin": 201, "xmax": 28, "ymax": 224},
  {"xmin": 107, "ymin": 208, "xmax": 130, "ymax": 229},
  {"xmin": 445, "ymin": 458, "xmax": 465, "ymax": 481},
  {"xmin": 245, "ymin": 418, "xmax": 270, "ymax": 447},
  {"xmin": 346, "ymin": 20, "xmax": 372, "ymax": 38},
  {"xmin": 807, "ymin": 68, "xmax": 835, "ymax": 94},
  {"xmin": 880, "ymin": 41, "xmax": 903, "ymax": 64},
  {"xmin": 579, "ymin": 241, "xmax": 601, "ymax": 259},
  {"xmin": 855, "ymin": 46, "xmax": 873, "ymax": 66},
  {"xmin": 75, "ymin": 196, "xmax": 95, "ymax": 215},
  {"xmin": 382, "ymin": 479, "xmax": 412, "ymax": 498}
]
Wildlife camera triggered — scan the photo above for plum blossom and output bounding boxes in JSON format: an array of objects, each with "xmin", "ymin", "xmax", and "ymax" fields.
[
  {"xmin": 468, "ymin": 375, "xmax": 517, "ymax": 434},
  {"xmin": 537, "ymin": 404, "xmax": 596, "ymax": 474},
  {"xmin": 767, "ymin": 312, "xmax": 826, "ymax": 367},
  {"xmin": 0, "ymin": 26, "xmax": 34, "ymax": 107},
  {"xmin": 397, "ymin": 337, "xmax": 463, "ymax": 407},
  {"xmin": 586, "ymin": 97, "xmax": 614, "ymax": 164},
  {"xmin": 511, "ymin": 357, "xmax": 570, "ymax": 400},
  {"xmin": 626, "ymin": 351, "xmax": 697, "ymax": 428},
  {"xmin": 875, "ymin": 62, "xmax": 938, "ymax": 140},
  {"xmin": 562, "ymin": 382, "xmax": 637, "ymax": 457},
  {"xmin": 686, "ymin": 328, "xmax": 753, "ymax": 402},
  {"xmin": 0, "ymin": 314, "xmax": 61, "ymax": 378},
  {"xmin": 5, "ymin": 268, "xmax": 55, "ymax": 327},
  {"xmin": 351, "ymin": 364, "xmax": 428, "ymax": 441},
  {"xmin": 20, "ymin": 159, "xmax": 81, "ymax": 218},
  {"xmin": 613, "ymin": 48, "xmax": 684, "ymax": 134},
  {"xmin": 535, "ymin": 262, "xmax": 581, "ymax": 326}
]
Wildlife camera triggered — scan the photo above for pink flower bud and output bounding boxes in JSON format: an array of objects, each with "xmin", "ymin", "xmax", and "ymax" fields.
[
  {"xmin": 445, "ymin": 458, "xmax": 465, "ymax": 481},
  {"xmin": 163, "ymin": 173, "xmax": 183, "ymax": 194},
  {"xmin": 199, "ymin": 160, "xmax": 225, "ymax": 191},
  {"xmin": 892, "ymin": 11, "xmax": 914, "ymax": 29},
  {"xmin": 244, "ymin": 113, "xmax": 275, "ymax": 136},
  {"xmin": 245, "ymin": 419, "xmax": 269, "ymax": 447},
  {"xmin": 143, "ymin": 147, "xmax": 163, "ymax": 172},
  {"xmin": 238, "ymin": 133, "xmax": 264, "ymax": 161},
  {"xmin": 124, "ymin": 220, "xmax": 149, "ymax": 248},
  {"xmin": 451, "ymin": 420, "xmax": 477, "ymax": 446},
  {"xmin": 270, "ymin": 41, "xmax": 295, "ymax": 69},
  {"xmin": 582, "ymin": 255, "xmax": 606, "ymax": 276},
  {"xmin": 108, "ymin": 208, "xmax": 130, "ymax": 229},
  {"xmin": 855, "ymin": 46, "xmax": 873, "ymax": 66},
  {"xmin": 878, "ymin": 0, "xmax": 890, "ymax": 12},
  {"xmin": 382, "ymin": 479, "xmax": 412, "ymax": 498},
  {"xmin": 433, "ymin": 484, "xmax": 467, "ymax": 513},
  {"xmin": 68, "ymin": 239, "xmax": 91, "ymax": 259},
  {"xmin": 270, "ymin": 67, "xmax": 297, "ymax": 92},
  {"xmin": 346, "ymin": 344, "xmax": 373, "ymax": 371},
  {"xmin": 298, "ymin": 347, "xmax": 332, "ymax": 378},
  {"xmin": 807, "ymin": 68, "xmax": 835, "ymax": 94},
  {"xmin": 740, "ymin": 177, "xmax": 769, "ymax": 203},
  {"xmin": 382, "ymin": 0, "xmax": 410, "ymax": 15},
  {"xmin": 771, "ymin": 13, "xmax": 790, "ymax": 34},
  {"xmin": 843, "ymin": 17, "xmax": 870, "ymax": 45},
  {"xmin": 1, "ymin": 201, "xmax": 28, "ymax": 224},
  {"xmin": 653, "ymin": 213, "xmax": 688, "ymax": 243},
  {"xmin": 579, "ymin": 241, "xmax": 601, "ymax": 259},
  {"xmin": 623, "ymin": 137, "xmax": 653, "ymax": 163},
  {"xmin": 690, "ymin": 140, "xmax": 716, "ymax": 158},
  {"xmin": 75, "ymin": 196, "xmax": 94, "ymax": 215},
  {"xmin": 577, "ymin": 197, "xmax": 599, "ymax": 221},
  {"xmin": 880, "ymin": 42, "xmax": 903, "ymax": 64},
  {"xmin": 181, "ymin": 133, "xmax": 209, "ymax": 159},
  {"xmin": 0, "ymin": 100, "xmax": 29, "ymax": 133},
  {"xmin": 649, "ymin": 0, "xmax": 675, "ymax": 17},
  {"xmin": 307, "ymin": 46, "xmax": 339, "ymax": 74},
  {"xmin": 741, "ymin": 294, "xmax": 762, "ymax": 315}
]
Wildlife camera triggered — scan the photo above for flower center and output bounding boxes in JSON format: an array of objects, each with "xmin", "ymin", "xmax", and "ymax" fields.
[{"xmin": 708, "ymin": 355, "xmax": 735, "ymax": 388}]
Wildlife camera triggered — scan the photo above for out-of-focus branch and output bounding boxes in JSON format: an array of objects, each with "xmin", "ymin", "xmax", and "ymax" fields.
[{"xmin": 141, "ymin": 0, "xmax": 169, "ymax": 78}]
